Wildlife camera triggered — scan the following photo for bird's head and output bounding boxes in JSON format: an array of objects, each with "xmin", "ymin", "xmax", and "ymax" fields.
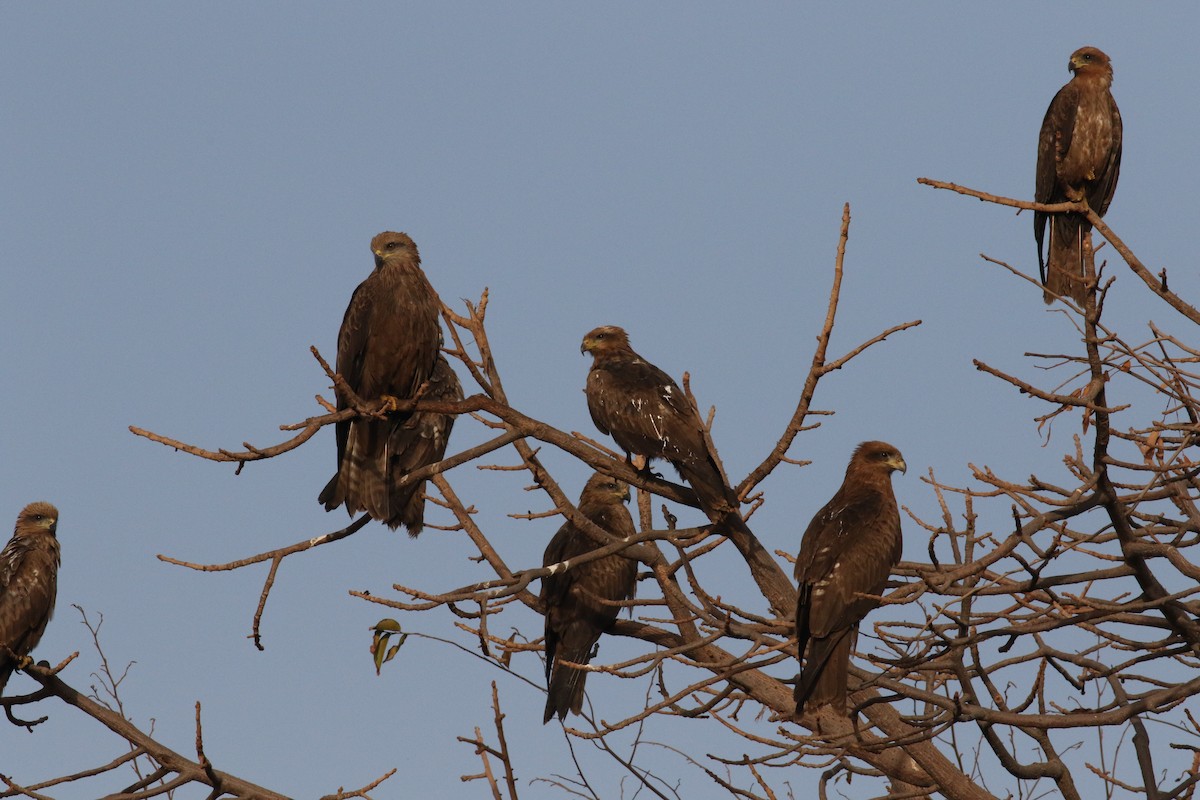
[
  {"xmin": 853, "ymin": 441, "xmax": 907, "ymax": 476},
  {"xmin": 1068, "ymin": 47, "xmax": 1112, "ymax": 77},
  {"xmin": 16, "ymin": 501, "xmax": 59, "ymax": 538},
  {"xmin": 583, "ymin": 472, "xmax": 631, "ymax": 504},
  {"xmin": 370, "ymin": 231, "xmax": 419, "ymax": 268},
  {"xmin": 581, "ymin": 325, "xmax": 630, "ymax": 357}
]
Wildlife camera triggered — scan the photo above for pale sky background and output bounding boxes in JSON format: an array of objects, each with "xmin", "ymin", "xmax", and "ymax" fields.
[{"xmin": 3, "ymin": 4, "xmax": 1198, "ymax": 798}]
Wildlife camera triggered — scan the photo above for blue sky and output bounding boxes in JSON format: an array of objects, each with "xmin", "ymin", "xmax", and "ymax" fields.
[{"xmin": 3, "ymin": 4, "xmax": 1198, "ymax": 797}]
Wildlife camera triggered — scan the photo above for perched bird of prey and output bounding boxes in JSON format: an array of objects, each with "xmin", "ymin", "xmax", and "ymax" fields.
[
  {"xmin": 1035, "ymin": 46, "xmax": 1122, "ymax": 304},
  {"xmin": 582, "ymin": 326, "xmax": 796, "ymax": 616},
  {"xmin": 794, "ymin": 442, "xmax": 905, "ymax": 715},
  {"xmin": 541, "ymin": 472, "xmax": 638, "ymax": 723},
  {"xmin": 581, "ymin": 325, "xmax": 738, "ymax": 516},
  {"xmin": 0, "ymin": 502, "xmax": 61, "ymax": 694},
  {"xmin": 319, "ymin": 232, "xmax": 453, "ymax": 535}
]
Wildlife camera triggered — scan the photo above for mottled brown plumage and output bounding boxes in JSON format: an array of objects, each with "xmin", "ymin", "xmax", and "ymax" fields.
[
  {"xmin": 541, "ymin": 473, "xmax": 638, "ymax": 723},
  {"xmin": 581, "ymin": 325, "xmax": 737, "ymax": 515},
  {"xmin": 1035, "ymin": 46, "xmax": 1122, "ymax": 304},
  {"xmin": 319, "ymin": 232, "xmax": 451, "ymax": 534},
  {"xmin": 327, "ymin": 354, "xmax": 462, "ymax": 536},
  {"xmin": 0, "ymin": 502, "xmax": 60, "ymax": 694},
  {"xmin": 794, "ymin": 442, "xmax": 905, "ymax": 715}
]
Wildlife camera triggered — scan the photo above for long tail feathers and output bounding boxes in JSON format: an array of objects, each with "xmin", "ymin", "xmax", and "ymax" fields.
[
  {"xmin": 544, "ymin": 660, "xmax": 588, "ymax": 724},
  {"xmin": 676, "ymin": 459, "xmax": 739, "ymax": 517},
  {"xmin": 794, "ymin": 629, "xmax": 853, "ymax": 715},
  {"xmin": 544, "ymin": 625, "xmax": 601, "ymax": 724},
  {"xmin": 544, "ymin": 618, "xmax": 604, "ymax": 724},
  {"xmin": 319, "ymin": 420, "xmax": 392, "ymax": 521},
  {"xmin": 1044, "ymin": 214, "xmax": 1091, "ymax": 305},
  {"xmin": 319, "ymin": 419, "xmax": 436, "ymax": 536}
]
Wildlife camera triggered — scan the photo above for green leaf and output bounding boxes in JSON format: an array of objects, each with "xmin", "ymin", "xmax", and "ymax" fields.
[{"xmin": 371, "ymin": 625, "xmax": 409, "ymax": 675}]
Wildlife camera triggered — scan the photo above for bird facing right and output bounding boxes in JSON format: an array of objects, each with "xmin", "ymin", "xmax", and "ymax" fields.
[
  {"xmin": 0, "ymin": 502, "xmax": 61, "ymax": 695},
  {"xmin": 794, "ymin": 443, "xmax": 905, "ymax": 716},
  {"xmin": 1035, "ymin": 46, "xmax": 1123, "ymax": 305},
  {"xmin": 541, "ymin": 472, "xmax": 639, "ymax": 723}
]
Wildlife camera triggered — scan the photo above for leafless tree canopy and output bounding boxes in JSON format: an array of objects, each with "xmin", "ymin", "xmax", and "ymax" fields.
[{"xmin": 6, "ymin": 192, "xmax": 1200, "ymax": 800}]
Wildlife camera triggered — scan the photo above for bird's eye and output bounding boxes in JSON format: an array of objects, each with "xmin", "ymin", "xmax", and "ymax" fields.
[{"xmin": 1083, "ymin": 54, "xmax": 1093, "ymax": 61}]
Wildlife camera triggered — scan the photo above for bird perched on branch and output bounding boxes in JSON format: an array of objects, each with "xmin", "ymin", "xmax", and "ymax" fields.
[
  {"xmin": 319, "ymin": 232, "xmax": 456, "ymax": 536},
  {"xmin": 794, "ymin": 442, "xmax": 905, "ymax": 715},
  {"xmin": 0, "ymin": 502, "xmax": 61, "ymax": 694},
  {"xmin": 1035, "ymin": 46, "xmax": 1122, "ymax": 305},
  {"xmin": 541, "ymin": 472, "xmax": 638, "ymax": 723},
  {"xmin": 581, "ymin": 325, "xmax": 738, "ymax": 516},
  {"xmin": 579, "ymin": 326, "xmax": 798, "ymax": 615}
]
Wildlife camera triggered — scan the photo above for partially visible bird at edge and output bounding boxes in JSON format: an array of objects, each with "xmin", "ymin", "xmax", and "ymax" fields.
[{"xmin": 0, "ymin": 502, "xmax": 61, "ymax": 695}]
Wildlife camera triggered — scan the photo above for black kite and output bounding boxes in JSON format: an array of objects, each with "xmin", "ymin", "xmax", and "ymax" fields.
[
  {"xmin": 794, "ymin": 442, "xmax": 905, "ymax": 715},
  {"xmin": 1035, "ymin": 46, "xmax": 1122, "ymax": 304},
  {"xmin": 0, "ymin": 502, "xmax": 60, "ymax": 694},
  {"xmin": 319, "ymin": 232, "xmax": 452, "ymax": 535},
  {"xmin": 581, "ymin": 325, "xmax": 737, "ymax": 516},
  {"xmin": 541, "ymin": 472, "xmax": 638, "ymax": 723}
]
